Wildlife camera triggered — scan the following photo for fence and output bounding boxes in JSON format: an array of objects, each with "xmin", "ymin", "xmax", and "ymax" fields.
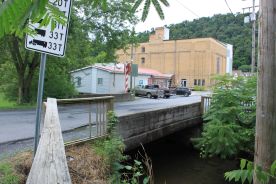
[
  {"xmin": 57, "ymin": 96, "xmax": 114, "ymax": 142},
  {"xmin": 201, "ymin": 95, "xmax": 212, "ymax": 114}
]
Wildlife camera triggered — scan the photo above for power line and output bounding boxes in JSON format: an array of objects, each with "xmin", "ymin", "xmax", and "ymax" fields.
[
  {"xmin": 224, "ymin": 0, "xmax": 234, "ymax": 15},
  {"xmin": 174, "ymin": 0, "xmax": 200, "ymax": 18}
]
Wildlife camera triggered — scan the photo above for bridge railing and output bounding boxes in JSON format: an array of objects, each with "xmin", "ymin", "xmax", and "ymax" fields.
[
  {"xmin": 57, "ymin": 96, "xmax": 114, "ymax": 142},
  {"xmin": 201, "ymin": 95, "xmax": 212, "ymax": 114},
  {"xmin": 27, "ymin": 98, "xmax": 72, "ymax": 184}
]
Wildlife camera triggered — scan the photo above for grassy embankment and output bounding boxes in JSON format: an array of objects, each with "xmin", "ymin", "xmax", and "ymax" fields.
[{"xmin": 0, "ymin": 93, "xmax": 34, "ymax": 110}]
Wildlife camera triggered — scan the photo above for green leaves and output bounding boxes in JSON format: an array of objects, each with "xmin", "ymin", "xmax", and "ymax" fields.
[
  {"xmin": 270, "ymin": 160, "xmax": 276, "ymax": 176},
  {"xmin": 193, "ymin": 75, "xmax": 256, "ymax": 158},
  {"xmin": 0, "ymin": 0, "xmax": 67, "ymax": 38},
  {"xmin": 225, "ymin": 159, "xmax": 254, "ymax": 184},
  {"xmin": 225, "ymin": 159, "xmax": 276, "ymax": 184},
  {"xmin": 132, "ymin": 0, "xmax": 170, "ymax": 21}
]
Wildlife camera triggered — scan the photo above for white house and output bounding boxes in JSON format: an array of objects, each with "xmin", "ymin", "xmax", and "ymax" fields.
[{"xmin": 70, "ymin": 63, "xmax": 172, "ymax": 94}]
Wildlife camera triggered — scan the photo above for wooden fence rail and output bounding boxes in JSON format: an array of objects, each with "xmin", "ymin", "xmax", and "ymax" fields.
[{"xmin": 26, "ymin": 98, "xmax": 71, "ymax": 184}]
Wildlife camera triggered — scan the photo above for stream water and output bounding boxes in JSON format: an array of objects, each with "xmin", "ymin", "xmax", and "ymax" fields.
[{"xmin": 128, "ymin": 128, "xmax": 238, "ymax": 184}]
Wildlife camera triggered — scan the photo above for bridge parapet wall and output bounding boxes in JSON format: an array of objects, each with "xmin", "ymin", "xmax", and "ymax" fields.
[{"xmin": 117, "ymin": 102, "xmax": 202, "ymax": 150}]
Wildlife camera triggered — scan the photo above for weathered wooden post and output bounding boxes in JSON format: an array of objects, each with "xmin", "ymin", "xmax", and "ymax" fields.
[{"xmin": 254, "ymin": 0, "xmax": 276, "ymax": 183}]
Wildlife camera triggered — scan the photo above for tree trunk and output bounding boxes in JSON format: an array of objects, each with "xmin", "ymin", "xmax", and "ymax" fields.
[
  {"xmin": 7, "ymin": 35, "xmax": 40, "ymax": 104},
  {"xmin": 254, "ymin": 0, "xmax": 276, "ymax": 184}
]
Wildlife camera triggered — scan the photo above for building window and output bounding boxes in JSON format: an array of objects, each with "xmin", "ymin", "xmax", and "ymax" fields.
[
  {"xmin": 76, "ymin": 77, "xmax": 81, "ymax": 87},
  {"xmin": 194, "ymin": 79, "xmax": 197, "ymax": 86},
  {"xmin": 97, "ymin": 78, "xmax": 103, "ymax": 85},
  {"xmin": 202, "ymin": 79, "xmax": 205, "ymax": 86},
  {"xmin": 198, "ymin": 79, "xmax": 201, "ymax": 86},
  {"xmin": 141, "ymin": 47, "xmax": 145, "ymax": 53},
  {"xmin": 216, "ymin": 57, "xmax": 220, "ymax": 74},
  {"xmin": 181, "ymin": 79, "xmax": 187, "ymax": 87},
  {"xmin": 141, "ymin": 57, "xmax": 145, "ymax": 64}
]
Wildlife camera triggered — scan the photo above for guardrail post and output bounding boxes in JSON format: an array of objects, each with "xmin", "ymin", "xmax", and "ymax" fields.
[{"xmin": 201, "ymin": 96, "xmax": 204, "ymax": 115}]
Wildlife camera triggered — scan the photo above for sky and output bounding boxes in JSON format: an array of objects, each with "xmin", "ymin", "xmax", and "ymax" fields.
[{"xmin": 135, "ymin": 0, "xmax": 259, "ymax": 32}]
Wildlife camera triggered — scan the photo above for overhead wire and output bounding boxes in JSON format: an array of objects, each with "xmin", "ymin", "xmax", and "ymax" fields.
[{"xmin": 174, "ymin": 0, "xmax": 200, "ymax": 18}]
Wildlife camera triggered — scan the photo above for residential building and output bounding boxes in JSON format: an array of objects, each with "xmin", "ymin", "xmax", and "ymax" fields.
[
  {"xmin": 70, "ymin": 63, "xmax": 172, "ymax": 94},
  {"xmin": 116, "ymin": 27, "xmax": 233, "ymax": 88}
]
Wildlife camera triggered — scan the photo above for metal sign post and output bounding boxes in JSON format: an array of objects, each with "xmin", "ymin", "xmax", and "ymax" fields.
[
  {"xmin": 25, "ymin": 0, "xmax": 72, "ymax": 156},
  {"xmin": 34, "ymin": 53, "xmax": 47, "ymax": 155}
]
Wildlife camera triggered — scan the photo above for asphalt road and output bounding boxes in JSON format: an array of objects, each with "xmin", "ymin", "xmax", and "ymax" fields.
[
  {"xmin": 0, "ymin": 92, "xmax": 211, "ymax": 158},
  {"xmin": 0, "ymin": 92, "xmax": 210, "ymax": 144}
]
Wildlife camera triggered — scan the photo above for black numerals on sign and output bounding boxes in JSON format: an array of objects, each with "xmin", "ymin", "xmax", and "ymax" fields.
[
  {"xmin": 48, "ymin": 42, "xmax": 62, "ymax": 51},
  {"xmin": 49, "ymin": 31, "xmax": 64, "ymax": 41},
  {"xmin": 52, "ymin": 0, "xmax": 68, "ymax": 8}
]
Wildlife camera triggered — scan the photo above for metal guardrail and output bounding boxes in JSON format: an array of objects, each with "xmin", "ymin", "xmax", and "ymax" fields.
[
  {"xmin": 57, "ymin": 96, "xmax": 114, "ymax": 140},
  {"xmin": 201, "ymin": 96, "xmax": 212, "ymax": 114},
  {"xmin": 201, "ymin": 95, "xmax": 255, "ymax": 115}
]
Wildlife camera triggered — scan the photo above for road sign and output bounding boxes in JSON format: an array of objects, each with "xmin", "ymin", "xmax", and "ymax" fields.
[
  {"xmin": 25, "ymin": 0, "xmax": 72, "ymax": 57},
  {"xmin": 131, "ymin": 64, "xmax": 138, "ymax": 77}
]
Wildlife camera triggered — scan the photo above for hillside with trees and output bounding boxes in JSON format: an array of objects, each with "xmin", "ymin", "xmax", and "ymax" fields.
[{"xmin": 137, "ymin": 13, "xmax": 254, "ymax": 70}]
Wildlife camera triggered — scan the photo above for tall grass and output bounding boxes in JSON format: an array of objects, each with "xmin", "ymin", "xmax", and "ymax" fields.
[
  {"xmin": 0, "ymin": 93, "xmax": 16, "ymax": 109},
  {"xmin": 0, "ymin": 93, "xmax": 34, "ymax": 110}
]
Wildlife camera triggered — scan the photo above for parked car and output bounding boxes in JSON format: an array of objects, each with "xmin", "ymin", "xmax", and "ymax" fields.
[
  {"xmin": 148, "ymin": 84, "xmax": 171, "ymax": 98},
  {"xmin": 175, "ymin": 87, "xmax": 191, "ymax": 97},
  {"xmin": 134, "ymin": 85, "xmax": 162, "ymax": 99}
]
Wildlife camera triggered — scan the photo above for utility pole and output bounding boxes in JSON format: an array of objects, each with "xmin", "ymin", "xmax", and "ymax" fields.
[
  {"xmin": 254, "ymin": 0, "xmax": 276, "ymax": 183},
  {"xmin": 242, "ymin": 0, "xmax": 257, "ymax": 73},
  {"xmin": 130, "ymin": 28, "xmax": 135, "ymax": 90},
  {"xmin": 251, "ymin": 0, "xmax": 256, "ymax": 73}
]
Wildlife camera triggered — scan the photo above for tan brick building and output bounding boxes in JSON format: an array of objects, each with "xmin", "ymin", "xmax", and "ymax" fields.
[{"xmin": 116, "ymin": 27, "xmax": 232, "ymax": 88}]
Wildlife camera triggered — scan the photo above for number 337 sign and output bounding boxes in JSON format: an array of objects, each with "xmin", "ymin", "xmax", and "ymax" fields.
[{"xmin": 25, "ymin": 0, "xmax": 72, "ymax": 57}]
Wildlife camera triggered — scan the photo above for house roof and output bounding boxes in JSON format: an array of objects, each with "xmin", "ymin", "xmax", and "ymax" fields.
[{"xmin": 70, "ymin": 63, "xmax": 173, "ymax": 79}]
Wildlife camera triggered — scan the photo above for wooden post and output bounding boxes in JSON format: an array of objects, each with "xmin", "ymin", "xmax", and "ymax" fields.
[
  {"xmin": 27, "ymin": 98, "xmax": 71, "ymax": 184},
  {"xmin": 254, "ymin": 1, "xmax": 276, "ymax": 183}
]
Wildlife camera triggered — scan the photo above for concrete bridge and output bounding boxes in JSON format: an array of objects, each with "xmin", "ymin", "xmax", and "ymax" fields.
[
  {"xmin": 0, "ymin": 95, "xmax": 211, "ymax": 158},
  {"xmin": 118, "ymin": 102, "xmax": 203, "ymax": 150}
]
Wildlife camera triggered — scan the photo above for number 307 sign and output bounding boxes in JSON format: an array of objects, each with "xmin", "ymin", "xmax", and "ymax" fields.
[{"xmin": 25, "ymin": 0, "xmax": 72, "ymax": 57}]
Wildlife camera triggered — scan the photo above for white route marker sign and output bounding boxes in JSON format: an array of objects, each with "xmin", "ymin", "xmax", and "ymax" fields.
[{"xmin": 25, "ymin": 0, "xmax": 72, "ymax": 57}]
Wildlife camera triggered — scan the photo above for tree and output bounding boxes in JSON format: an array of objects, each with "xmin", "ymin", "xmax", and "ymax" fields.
[{"xmin": 254, "ymin": 0, "xmax": 276, "ymax": 183}]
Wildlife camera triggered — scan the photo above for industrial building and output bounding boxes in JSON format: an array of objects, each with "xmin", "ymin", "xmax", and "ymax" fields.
[{"xmin": 116, "ymin": 27, "xmax": 233, "ymax": 88}]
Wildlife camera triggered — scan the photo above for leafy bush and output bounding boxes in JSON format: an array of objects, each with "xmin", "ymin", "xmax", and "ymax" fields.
[
  {"xmin": 193, "ymin": 75, "xmax": 256, "ymax": 158},
  {"xmin": 93, "ymin": 111, "xmax": 126, "ymax": 182},
  {"xmin": 238, "ymin": 65, "xmax": 251, "ymax": 72},
  {"xmin": 193, "ymin": 86, "xmax": 205, "ymax": 91}
]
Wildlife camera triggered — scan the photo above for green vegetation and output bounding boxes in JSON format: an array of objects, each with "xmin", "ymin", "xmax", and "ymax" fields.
[
  {"xmin": 193, "ymin": 86, "xmax": 205, "ymax": 91},
  {"xmin": 193, "ymin": 75, "xmax": 257, "ymax": 159},
  {"xmin": 225, "ymin": 159, "xmax": 276, "ymax": 184},
  {"xmin": 0, "ymin": 93, "xmax": 34, "ymax": 110},
  {"xmin": 93, "ymin": 111, "xmax": 151, "ymax": 183},
  {"xmin": 0, "ymin": 0, "xmax": 137, "ymax": 104},
  {"xmin": 0, "ymin": 162, "xmax": 20, "ymax": 184},
  {"xmin": 132, "ymin": 0, "xmax": 169, "ymax": 21}
]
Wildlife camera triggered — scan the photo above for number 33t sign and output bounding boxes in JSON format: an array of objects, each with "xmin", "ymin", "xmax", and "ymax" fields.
[{"xmin": 25, "ymin": 0, "xmax": 72, "ymax": 57}]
